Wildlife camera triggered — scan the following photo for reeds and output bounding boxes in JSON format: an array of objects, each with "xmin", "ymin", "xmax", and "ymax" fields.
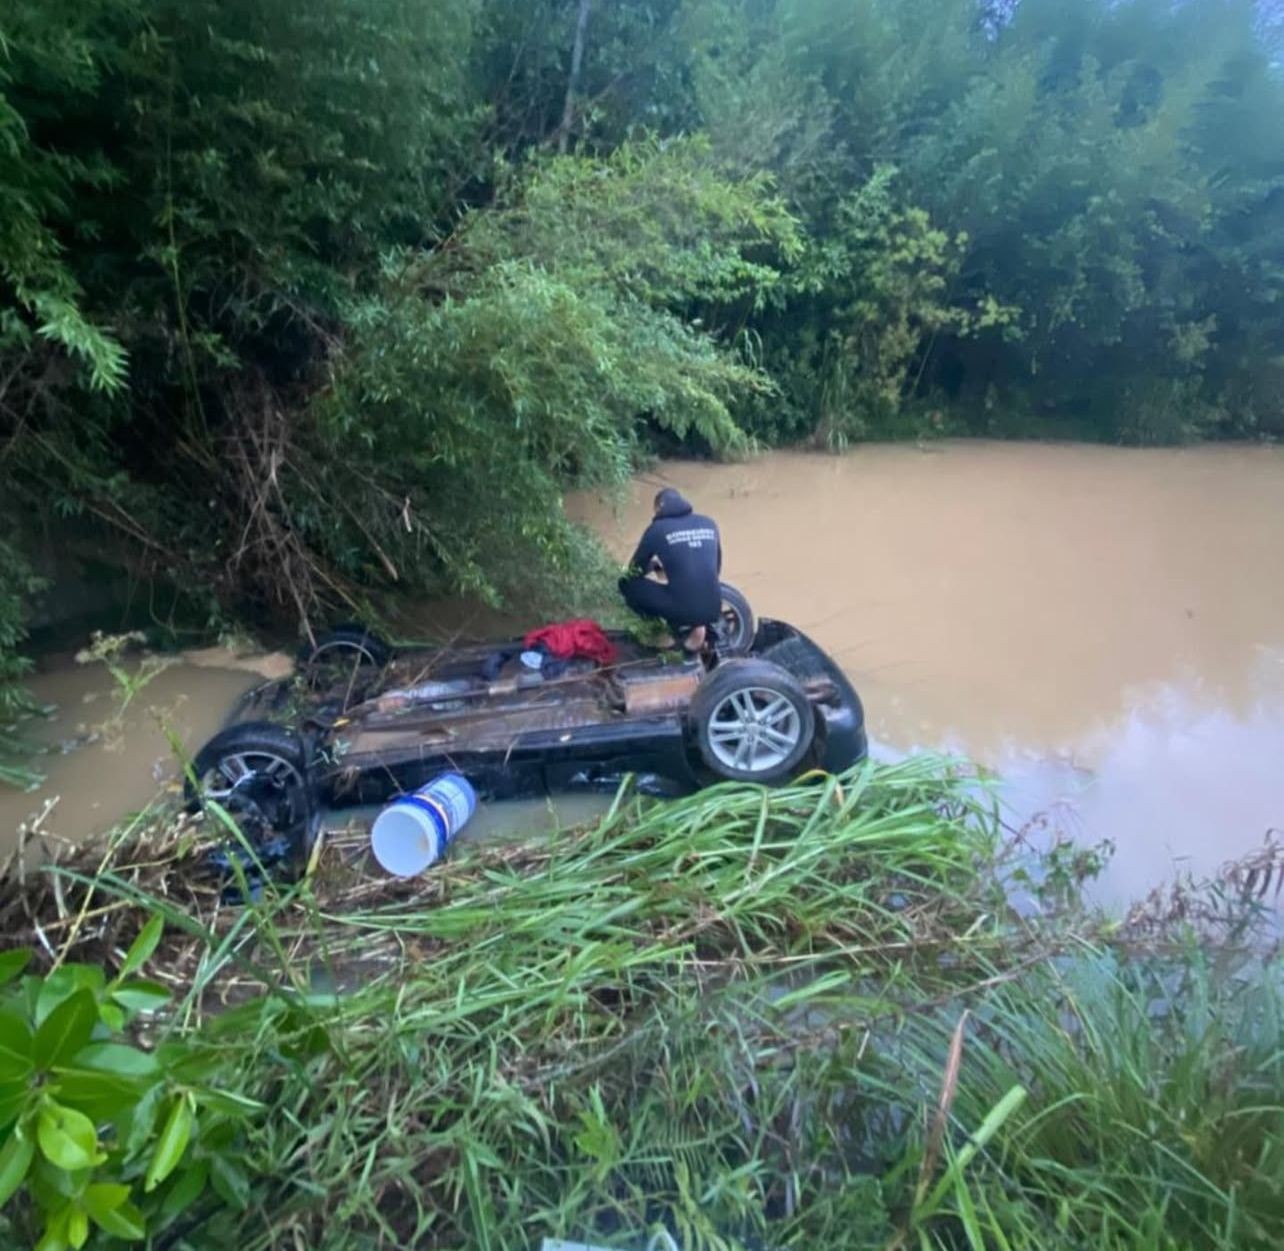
[{"xmin": 1, "ymin": 758, "xmax": 1280, "ymax": 1250}]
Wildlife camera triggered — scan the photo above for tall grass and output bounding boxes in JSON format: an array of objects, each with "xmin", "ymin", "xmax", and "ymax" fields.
[{"xmin": 5, "ymin": 759, "xmax": 1282, "ymax": 1250}]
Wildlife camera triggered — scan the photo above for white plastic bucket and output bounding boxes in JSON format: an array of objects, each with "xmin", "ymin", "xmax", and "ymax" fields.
[{"xmin": 370, "ymin": 773, "xmax": 478, "ymax": 878}]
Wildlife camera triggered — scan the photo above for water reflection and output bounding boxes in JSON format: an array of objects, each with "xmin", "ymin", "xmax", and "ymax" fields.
[
  {"xmin": 993, "ymin": 682, "xmax": 1284, "ymax": 907},
  {"xmin": 869, "ymin": 665, "xmax": 1284, "ymax": 908}
]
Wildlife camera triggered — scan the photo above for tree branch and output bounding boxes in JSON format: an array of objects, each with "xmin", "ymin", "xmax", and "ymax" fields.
[{"xmin": 556, "ymin": 0, "xmax": 593, "ymax": 155}]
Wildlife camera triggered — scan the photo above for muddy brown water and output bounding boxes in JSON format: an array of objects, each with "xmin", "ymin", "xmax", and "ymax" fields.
[
  {"xmin": 0, "ymin": 652, "xmax": 271, "ymax": 852},
  {"xmin": 573, "ymin": 441, "xmax": 1284, "ymax": 903},
  {"xmin": 4, "ymin": 442, "xmax": 1282, "ymax": 906}
]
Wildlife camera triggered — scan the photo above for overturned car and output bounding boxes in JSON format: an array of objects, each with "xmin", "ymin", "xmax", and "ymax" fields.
[{"xmin": 186, "ymin": 587, "xmax": 867, "ymax": 842}]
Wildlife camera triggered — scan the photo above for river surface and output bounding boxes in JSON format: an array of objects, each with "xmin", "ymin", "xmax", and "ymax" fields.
[
  {"xmin": 574, "ymin": 441, "xmax": 1284, "ymax": 903},
  {"xmin": 0, "ymin": 651, "xmax": 270, "ymax": 851},
  {"xmin": 4, "ymin": 442, "xmax": 1282, "ymax": 905}
]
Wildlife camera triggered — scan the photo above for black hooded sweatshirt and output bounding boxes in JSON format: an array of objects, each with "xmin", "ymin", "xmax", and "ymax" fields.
[{"xmin": 627, "ymin": 488, "xmax": 722, "ymax": 622}]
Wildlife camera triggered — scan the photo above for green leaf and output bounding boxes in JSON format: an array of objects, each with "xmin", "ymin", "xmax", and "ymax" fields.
[
  {"xmin": 123, "ymin": 1083, "xmax": 164, "ymax": 1159},
  {"xmin": 0, "ymin": 1126, "xmax": 35, "ymax": 1208},
  {"xmin": 920, "ymin": 1084, "xmax": 1028, "ymax": 1217},
  {"xmin": 159, "ymin": 1159, "xmax": 207, "ymax": 1223},
  {"xmin": 83, "ymin": 1181, "xmax": 129, "ymax": 1213},
  {"xmin": 91, "ymin": 1200, "xmax": 145, "ymax": 1241},
  {"xmin": 85, "ymin": 1183, "xmax": 144, "ymax": 1240},
  {"xmin": 144, "ymin": 1094, "xmax": 193, "ymax": 1192},
  {"xmin": 198, "ymin": 997, "xmax": 285, "ymax": 1041},
  {"xmin": 199, "ymin": 1119, "xmax": 237, "ymax": 1152},
  {"xmin": 0, "ymin": 949, "xmax": 31, "ymax": 988},
  {"xmin": 72, "ymin": 1042, "xmax": 159, "ymax": 1079},
  {"xmin": 208, "ymin": 1153, "xmax": 250, "ymax": 1211},
  {"xmin": 118, "ymin": 917, "xmax": 163, "ymax": 980},
  {"xmin": 67, "ymin": 1204, "xmax": 89, "ymax": 1250},
  {"xmin": 0, "ymin": 1080, "xmax": 30, "ymax": 1132},
  {"xmin": 97, "ymin": 1003, "xmax": 125, "ymax": 1033},
  {"xmin": 0, "ymin": 1011, "xmax": 34, "ymax": 1080},
  {"xmin": 192, "ymin": 1087, "xmax": 264, "ymax": 1118},
  {"xmin": 51, "ymin": 1068, "xmax": 146, "ymax": 1124},
  {"xmin": 29, "ymin": 1153, "xmax": 80, "ymax": 1202},
  {"xmin": 35, "ymin": 992, "xmax": 98, "ymax": 1072},
  {"xmin": 19, "ymin": 976, "xmax": 41, "ymax": 1021},
  {"xmin": 34, "ymin": 1203, "xmax": 70, "ymax": 1251},
  {"xmin": 154, "ymin": 1042, "xmax": 219, "ymax": 1084},
  {"xmin": 109, "ymin": 980, "xmax": 171, "ymax": 1015},
  {"xmin": 35, "ymin": 968, "xmax": 104, "ymax": 1027},
  {"xmin": 37, "ymin": 1102, "xmax": 101, "ymax": 1172}
]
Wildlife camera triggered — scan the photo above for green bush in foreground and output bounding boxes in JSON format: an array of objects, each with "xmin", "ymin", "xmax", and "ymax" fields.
[
  {"xmin": 2, "ymin": 759, "xmax": 1280, "ymax": 1249},
  {"xmin": 0, "ymin": 919, "xmax": 258, "ymax": 1250}
]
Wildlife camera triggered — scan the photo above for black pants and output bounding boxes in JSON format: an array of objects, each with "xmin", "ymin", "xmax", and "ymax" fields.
[{"xmin": 619, "ymin": 576, "xmax": 718, "ymax": 634}]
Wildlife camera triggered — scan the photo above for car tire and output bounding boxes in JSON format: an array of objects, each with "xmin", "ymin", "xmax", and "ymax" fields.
[
  {"xmin": 300, "ymin": 623, "xmax": 392, "ymax": 670},
  {"xmin": 688, "ymin": 659, "xmax": 815, "ymax": 784},
  {"xmin": 299, "ymin": 625, "xmax": 392, "ymax": 701},
  {"xmin": 715, "ymin": 583, "xmax": 755, "ymax": 656},
  {"xmin": 185, "ymin": 721, "xmax": 310, "ymax": 824}
]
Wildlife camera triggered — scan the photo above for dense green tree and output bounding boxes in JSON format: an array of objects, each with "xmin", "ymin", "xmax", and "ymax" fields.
[
  {"xmin": 681, "ymin": 0, "xmax": 1284, "ymax": 442},
  {"xmin": 0, "ymin": 0, "xmax": 803, "ymax": 771},
  {"xmin": 905, "ymin": 0, "xmax": 1284, "ymax": 441},
  {"xmin": 284, "ymin": 139, "xmax": 798, "ymax": 607}
]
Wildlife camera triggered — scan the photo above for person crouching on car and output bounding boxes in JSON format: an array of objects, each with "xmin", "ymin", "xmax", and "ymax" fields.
[{"xmin": 619, "ymin": 488, "xmax": 722, "ymax": 652}]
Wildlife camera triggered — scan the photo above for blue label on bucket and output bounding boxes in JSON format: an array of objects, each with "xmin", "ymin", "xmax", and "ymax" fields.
[
  {"xmin": 416, "ymin": 773, "xmax": 477, "ymax": 839},
  {"xmin": 395, "ymin": 795, "xmax": 449, "ymax": 860},
  {"xmin": 371, "ymin": 773, "xmax": 478, "ymax": 877}
]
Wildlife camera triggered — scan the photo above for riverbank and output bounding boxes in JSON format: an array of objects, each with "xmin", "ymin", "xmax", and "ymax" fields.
[{"xmin": 0, "ymin": 758, "xmax": 1279, "ymax": 1250}]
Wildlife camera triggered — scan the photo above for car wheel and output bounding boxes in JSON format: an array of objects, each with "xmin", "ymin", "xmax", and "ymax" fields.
[
  {"xmin": 714, "ymin": 583, "xmax": 755, "ymax": 656},
  {"xmin": 688, "ymin": 659, "xmax": 815, "ymax": 784},
  {"xmin": 186, "ymin": 721, "xmax": 311, "ymax": 833},
  {"xmin": 300, "ymin": 623, "xmax": 391, "ymax": 690}
]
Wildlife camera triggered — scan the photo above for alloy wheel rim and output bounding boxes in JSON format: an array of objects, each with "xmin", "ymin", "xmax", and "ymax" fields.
[
  {"xmin": 718, "ymin": 602, "xmax": 746, "ymax": 650},
  {"xmin": 200, "ymin": 750, "xmax": 305, "ymax": 804},
  {"xmin": 706, "ymin": 687, "xmax": 802, "ymax": 773}
]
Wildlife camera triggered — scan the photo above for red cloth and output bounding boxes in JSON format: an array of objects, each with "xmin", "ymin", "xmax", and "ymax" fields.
[{"xmin": 523, "ymin": 619, "xmax": 618, "ymax": 666}]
